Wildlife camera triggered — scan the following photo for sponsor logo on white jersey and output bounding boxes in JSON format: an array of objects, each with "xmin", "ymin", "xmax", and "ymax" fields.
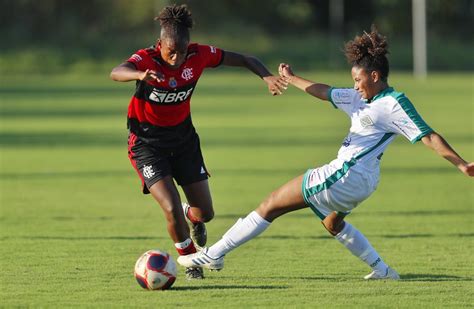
[
  {"xmin": 181, "ymin": 68, "xmax": 194, "ymax": 81},
  {"xmin": 130, "ymin": 54, "xmax": 143, "ymax": 62},
  {"xmin": 360, "ymin": 115, "xmax": 374, "ymax": 127},
  {"xmin": 334, "ymin": 90, "xmax": 351, "ymax": 100},
  {"xmin": 342, "ymin": 137, "xmax": 351, "ymax": 147},
  {"xmin": 142, "ymin": 165, "xmax": 155, "ymax": 179},
  {"xmin": 334, "ymin": 90, "xmax": 352, "ymax": 101},
  {"xmin": 392, "ymin": 118, "xmax": 417, "ymax": 138},
  {"xmin": 149, "ymin": 87, "xmax": 194, "ymax": 104}
]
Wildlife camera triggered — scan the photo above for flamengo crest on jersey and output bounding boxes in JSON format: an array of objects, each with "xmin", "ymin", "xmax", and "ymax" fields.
[{"xmin": 181, "ymin": 68, "xmax": 194, "ymax": 80}]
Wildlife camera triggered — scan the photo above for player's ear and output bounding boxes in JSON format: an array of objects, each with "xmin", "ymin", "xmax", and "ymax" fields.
[
  {"xmin": 156, "ymin": 39, "xmax": 161, "ymax": 48},
  {"xmin": 371, "ymin": 70, "xmax": 380, "ymax": 83}
]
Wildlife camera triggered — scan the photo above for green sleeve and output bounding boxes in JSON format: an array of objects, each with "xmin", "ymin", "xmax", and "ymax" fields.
[{"xmin": 327, "ymin": 87, "xmax": 338, "ymax": 109}]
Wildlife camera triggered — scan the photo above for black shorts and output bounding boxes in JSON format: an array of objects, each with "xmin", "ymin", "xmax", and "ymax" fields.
[{"xmin": 128, "ymin": 132, "xmax": 209, "ymax": 194}]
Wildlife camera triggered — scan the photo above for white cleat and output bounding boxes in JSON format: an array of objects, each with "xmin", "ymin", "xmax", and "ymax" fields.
[
  {"xmin": 177, "ymin": 247, "xmax": 224, "ymax": 271},
  {"xmin": 364, "ymin": 267, "xmax": 400, "ymax": 280}
]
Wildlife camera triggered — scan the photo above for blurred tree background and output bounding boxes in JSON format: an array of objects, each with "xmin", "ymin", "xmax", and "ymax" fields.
[{"xmin": 0, "ymin": 0, "xmax": 472, "ymax": 74}]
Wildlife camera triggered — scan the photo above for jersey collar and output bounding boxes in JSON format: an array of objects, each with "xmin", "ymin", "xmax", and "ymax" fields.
[{"xmin": 368, "ymin": 87, "xmax": 394, "ymax": 103}]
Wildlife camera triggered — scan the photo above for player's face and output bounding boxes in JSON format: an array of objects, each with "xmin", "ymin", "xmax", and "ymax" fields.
[
  {"xmin": 351, "ymin": 66, "xmax": 378, "ymax": 100},
  {"xmin": 159, "ymin": 38, "xmax": 188, "ymax": 69}
]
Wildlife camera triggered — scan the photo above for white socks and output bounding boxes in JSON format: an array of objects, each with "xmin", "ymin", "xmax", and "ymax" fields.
[
  {"xmin": 335, "ymin": 222, "xmax": 388, "ymax": 273},
  {"xmin": 205, "ymin": 211, "xmax": 388, "ymax": 274},
  {"xmin": 207, "ymin": 211, "xmax": 270, "ymax": 258}
]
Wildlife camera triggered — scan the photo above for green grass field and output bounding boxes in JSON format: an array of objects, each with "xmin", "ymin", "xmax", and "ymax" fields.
[{"xmin": 1, "ymin": 70, "xmax": 473, "ymax": 307}]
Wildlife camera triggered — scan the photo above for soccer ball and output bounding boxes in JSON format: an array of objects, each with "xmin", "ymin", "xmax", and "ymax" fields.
[{"xmin": 134, "ymin": 249, "xmax": 177, "ymax": 290}]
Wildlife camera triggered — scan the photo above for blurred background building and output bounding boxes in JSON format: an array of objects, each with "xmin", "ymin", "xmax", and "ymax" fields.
[{"xmin": 0, "ymin": 0, "xmax": 472, "ymax": 74}]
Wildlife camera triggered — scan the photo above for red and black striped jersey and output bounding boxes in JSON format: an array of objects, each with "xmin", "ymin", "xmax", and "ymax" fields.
[{"xmin": 126, "ymin": 43, "xmax": 224, "ymax": 148}]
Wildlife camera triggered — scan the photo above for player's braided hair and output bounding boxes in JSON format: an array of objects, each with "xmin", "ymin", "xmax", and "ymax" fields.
[
  {"xmin": 344, "ymin": 25, "xmax": 389, "ymax": 81},
  {"xmin": 155, "ymin": 4, "xmax": 193, "ymax": 43}
]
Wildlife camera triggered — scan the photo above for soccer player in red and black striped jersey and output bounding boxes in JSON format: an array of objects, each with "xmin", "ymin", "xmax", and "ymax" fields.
[{"xmin": 110, "ymin": 4, "xmax": 287, "ymax": 279}]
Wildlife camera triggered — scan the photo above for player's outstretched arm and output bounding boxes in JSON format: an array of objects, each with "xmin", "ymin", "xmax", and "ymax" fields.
[
  {"xmin": 421, "ymin": 132, "xmax": 474, "ymax": 177},
  {"xmin": 278, "ymin": 63, "xmax": 331, "ymax": 101},
  {"xmin": 221, "ymin": 51, "xmax": 287, "ymax": 96},
  {"xmin": 110, "ymin": 62, "xmax": 164, "ymax": 82}
]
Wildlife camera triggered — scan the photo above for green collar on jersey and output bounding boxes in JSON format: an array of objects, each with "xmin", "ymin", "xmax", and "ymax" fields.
[{"xmin": 367, "ymin": 87, "xmax": 394, "ymax": 103}]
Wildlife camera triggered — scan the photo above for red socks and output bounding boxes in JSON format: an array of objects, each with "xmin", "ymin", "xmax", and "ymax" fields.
[{"xmin": 175, "ymin": 238, "xmax": 197, "ymax": 256}]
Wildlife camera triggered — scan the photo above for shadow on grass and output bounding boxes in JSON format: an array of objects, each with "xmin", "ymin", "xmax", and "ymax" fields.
[
  {"xmin": 0, "ymin": 132, "xmax": 335, "ymax": 148},
  {"xmin": 401, "ymin": 273, "xmax": 473, "ymax": 282},
  {"xmin": 260, "ymin": 235, "xmax": 332, "ymax": 240},
  {"xmin": 261, "ymin": 233, "xmax": 474, "ymax": 239},
  {"xmin": 354, "ymin": 209, "xmax": 473, "ymax": 217},
  {"xmin": 1, "ymin": 235, "xmax": 165, "ymax": 241},
  {"xmin": 0, "ymin": 168, "xmax": 300, "ymax": 180},
  {"xmin": 2, "ymin": 131, "xmax": 469, "ymax": 157},
  {"xmin": 171, "ymin": 285, "xmax": 288, "ymax": 291},
  {"xmin": 451, "ymin": 233, "xmax": 474, "ymax": 237},
  {"xmin": 0, "ymin": 166, "xmax": 463, "ymax": 181},
  {"xmin": 4, "ymin": 233, "xmax": 471, "ymax": 242},
  {"xmin": 0, "ymin": 132, "xmax": 124, "ymax": 147},
  {"xmin": 213, "ymin": 209, "xmax": 473, "ymax": 220},
  {"xmin": 50, "ymin": 216, "xmax": 114, "ymax": 221},
  {"xmin": 377, "ymin": 234, "xmax": 433, "ymax": 238},
  {"xmin": 1, "ymin": 109, "xmax": 124, "ymax": 118},
  {"xmin": 259, "ymin": 275, "xmax": 339, "ymax": 281}
]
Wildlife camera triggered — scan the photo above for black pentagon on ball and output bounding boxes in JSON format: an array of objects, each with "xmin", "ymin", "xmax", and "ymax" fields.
[
  {"xmin": 161, "ymin": 277, "xmax": 176, "ymax": 290},
  {"xmin": 135, "ymin": 275, "xmax": 148, "ymax": 289},
  {"xmin": 147, "ymin": 254, "xmax": 167, "ymax": 271}
]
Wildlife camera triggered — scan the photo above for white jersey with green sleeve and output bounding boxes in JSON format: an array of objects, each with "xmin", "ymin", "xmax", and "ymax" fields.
[
  {"xmin": 328, "ymin": 87, "xmax": 433, "ymax": 174},
  {"xmin": 302, "ymin": 87, "xmax": 433, "ymax": 217}
]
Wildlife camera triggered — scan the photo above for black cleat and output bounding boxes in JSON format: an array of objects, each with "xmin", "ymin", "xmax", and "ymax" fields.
[
  {"xmin": 190, "ymin": 221, "xmax": 207, "ymax": 248},
  {"xmin": 182, "ymin": 203, "xmax": 207, "ymax": 247},
  {"xmin": 185, "ymin": 267, "xmax": 205, "ymax": 280}
]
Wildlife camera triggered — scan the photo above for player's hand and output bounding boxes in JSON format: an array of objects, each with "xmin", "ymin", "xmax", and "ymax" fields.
[
  {"xmin": 460, "ymin": 162, "xmax": 474, "ymax": 177},
  {"xmin": 263, "ymin": 75, "xmax": 288, "ymax": 96},
  {"xmin": 278, "ymin": 63, "xmax": 294, "ymax": 80},
  {"xmin": 139, "ymin": 69, "xmax": 165, "ymax": 82}
]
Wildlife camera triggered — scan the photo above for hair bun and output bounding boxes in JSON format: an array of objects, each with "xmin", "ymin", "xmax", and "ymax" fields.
[
  {"xmin": 343, "ymin": 25, "xmax": 390, "ymax": 80},
  {"xmin": 344, "ymin": 25, "xmax": 389, "ymax": 64},
  {"xmin": 364, "ymin": 29, "xmax": 388, "ymax": 57},
  {"xmin": 155, "ymin": 4, "xmax": 193, "ymax": 29}
]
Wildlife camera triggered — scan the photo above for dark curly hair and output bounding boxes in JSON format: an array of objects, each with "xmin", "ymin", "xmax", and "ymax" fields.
[
  {"xmin": 344, "ymin": 25, "xmax": 389, "ymax": 81},
  {"xmin": 155, "ymin": 4, "xmax": 193, "ymax": 44}
]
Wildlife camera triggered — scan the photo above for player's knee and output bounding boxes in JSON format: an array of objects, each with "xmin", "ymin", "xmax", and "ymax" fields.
[
  {"xmin": 257, "ymin": 192, "xmax": 279, "ymax": 221},
  {"xmin": 322, "ymin": 212, "xmax": 345, "ymax": 236},
  {"xmin": 187, "ymin": 201, "xmax": 214, "ymax": 222},
  {"xmin": 200, "ymin": 208, "xmax": 214, "ymax": 222},
  {"xmin": 258, "ymin": 194, "xmax": 272, "ymax": 214},
  {"xmin": 159, "ymin": 200, "xmax": 181, "ymax": 221}
]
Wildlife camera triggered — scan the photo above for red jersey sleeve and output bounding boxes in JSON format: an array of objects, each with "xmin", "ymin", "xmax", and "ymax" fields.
[
  {"xmin": 197, "ymin": 44, "xmax": 224, "ymax": 68},
  {"xmin": 126, "ymin": 49, "xmax": 154, "ymax": 71}
]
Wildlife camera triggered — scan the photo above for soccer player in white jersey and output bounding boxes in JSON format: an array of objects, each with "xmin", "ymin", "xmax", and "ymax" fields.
[{"xmin": 177, "ymin": 26, "xmax": 474, "ymax": 280}]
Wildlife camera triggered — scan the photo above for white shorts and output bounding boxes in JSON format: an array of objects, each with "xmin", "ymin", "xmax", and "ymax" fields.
[{"xmin": 302, "ymin": 159, "xmax": 377, "ymax": 219}]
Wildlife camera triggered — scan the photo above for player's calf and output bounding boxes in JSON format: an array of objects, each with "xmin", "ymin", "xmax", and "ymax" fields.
[
  {"xmin": 322, "ymin": 211, "xmax": 346, "ymax": 236},
  {"xmin": 182, "ymin": 203, "xmax": 207, "ymax": 247}
]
